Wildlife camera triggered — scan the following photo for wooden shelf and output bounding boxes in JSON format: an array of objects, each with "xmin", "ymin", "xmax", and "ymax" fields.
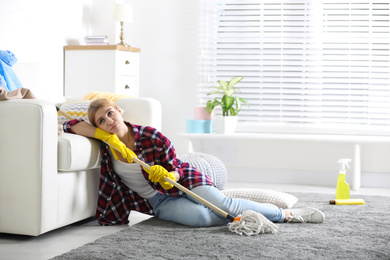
[{"xmin": 64, "ymin": 45, "xmax": 141, "ymax": 52}]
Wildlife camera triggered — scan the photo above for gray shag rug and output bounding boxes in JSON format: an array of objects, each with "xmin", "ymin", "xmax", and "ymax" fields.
[{"xmin": 51, "ymin": 193, "xmax": 390, "ymax": 260}]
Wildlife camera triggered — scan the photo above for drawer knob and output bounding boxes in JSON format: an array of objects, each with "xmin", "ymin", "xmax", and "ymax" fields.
[
  {"xmin": 125, "ymin": 85, "xmax": 130, "ymax": 89},
  {"xmin": 125, "ymin": 60, "xmax": 130, "ymax": 65}
]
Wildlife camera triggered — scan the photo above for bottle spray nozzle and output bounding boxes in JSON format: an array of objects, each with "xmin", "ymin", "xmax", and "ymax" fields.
[{"xmin": 338, "ymin": 158, "xmax": 351, "ymax": 171}]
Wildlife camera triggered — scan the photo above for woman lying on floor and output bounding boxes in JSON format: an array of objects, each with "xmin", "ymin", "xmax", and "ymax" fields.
[{"xmin": 63, "ymin": 98, "xmax": 325, "ymax": 227}]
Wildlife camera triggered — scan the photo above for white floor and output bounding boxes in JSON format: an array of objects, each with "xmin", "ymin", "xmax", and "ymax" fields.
[{"xmin": 0, "ymin": 182, "xmax": 389, "ymax": 260}]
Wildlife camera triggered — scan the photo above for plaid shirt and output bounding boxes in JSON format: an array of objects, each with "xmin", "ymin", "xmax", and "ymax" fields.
[{"xmin": 63, "ymin": 120, "xmax": 213, "ymax": 226}]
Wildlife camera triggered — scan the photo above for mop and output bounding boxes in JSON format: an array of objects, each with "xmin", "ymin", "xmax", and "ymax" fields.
[
  {"xmin": 130, "ymin": 154, "xmax": 279, "ymax": 236},
  {"xmin": 58, "ymin": 107, "xmax": 278, "ymax": 236}
]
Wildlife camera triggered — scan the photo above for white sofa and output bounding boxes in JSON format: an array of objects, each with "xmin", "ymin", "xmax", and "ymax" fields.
[{"xmin": 0, "ymin": 97, "xmax": 161, "ymax": 236}]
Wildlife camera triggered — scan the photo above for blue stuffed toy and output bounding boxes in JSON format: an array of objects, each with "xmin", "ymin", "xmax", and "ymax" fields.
[{"xmin": 0, "ymin": 50, "xmax": 23, "ymax": 91}]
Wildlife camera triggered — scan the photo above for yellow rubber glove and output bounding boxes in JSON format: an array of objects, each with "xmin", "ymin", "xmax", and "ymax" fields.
[
  {"xmin": 147, "ymin": 165, "xmax": 175, "ymax": 190},
  {"xmin": 94, "ymin": 128, "xmax": 137, "ymax": 163}
]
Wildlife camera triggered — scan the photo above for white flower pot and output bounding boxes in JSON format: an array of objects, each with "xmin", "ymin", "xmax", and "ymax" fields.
[{"xmin": 213, "ymin": 116, "xmax": 238, "ymax": 134}]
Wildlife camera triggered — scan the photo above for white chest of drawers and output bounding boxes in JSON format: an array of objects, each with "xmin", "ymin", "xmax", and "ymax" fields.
[{"xmin": 64, "ymin": 45, "xmax": 140, "ymax": 97}]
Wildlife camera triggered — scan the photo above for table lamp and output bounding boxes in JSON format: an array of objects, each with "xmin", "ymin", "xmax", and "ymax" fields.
[{"xmin": 110, "ymin": 3, "xmax": 133, "ymax": 46}]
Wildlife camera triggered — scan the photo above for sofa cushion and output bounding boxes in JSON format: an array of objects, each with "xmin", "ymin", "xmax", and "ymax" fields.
[
  {"xmin": 177, "ymin": 152, "xmax": 227, "ymax": 190},
  {"xmin": 57, "ymin": 100, "xmax": 92, "ymax": 123},
  {"xmin": 57, "ymin": 99, "xmax": 125, "ymax": 124},
  {"xmin": 221, "ymin": 188, "xmax": 298, "ymax": 209},
  {"xmin": 58, "ymin": 133, "xmax": 101, "ymax": 171}
]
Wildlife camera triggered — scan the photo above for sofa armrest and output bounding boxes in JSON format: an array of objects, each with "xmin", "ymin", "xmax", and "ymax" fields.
[
  {"xmin": 0, "ymin": 99, "xmax": 59, "ymax": 235},
  {"xmin": 116, "ymin": 97, "xmax": 162, "ymax": 131}
]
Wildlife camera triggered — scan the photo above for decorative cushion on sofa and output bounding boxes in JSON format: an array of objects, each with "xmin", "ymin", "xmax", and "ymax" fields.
[
  {"xmin": 177, "ymin": 152, "xmax": 227, "ymax": 190},
  {"xmin": 57, "ymin": 99, "xmax": 125, "ymax": 124},
  {"xmin": 57, "ymin": 100, "xmax": 92, "ymax": 123},
  {"xmin": 221, "ymin": 188, "xmax": 298, "ymax": 209},
  {"xmin": 58, "ymin": 133, "xmax": 101, "ymax": 171}
]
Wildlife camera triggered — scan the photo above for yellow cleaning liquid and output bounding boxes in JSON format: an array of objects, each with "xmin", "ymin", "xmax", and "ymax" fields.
[{"xmin": 336, "ymin": 159, "xmax": 351, "ymax": 200}]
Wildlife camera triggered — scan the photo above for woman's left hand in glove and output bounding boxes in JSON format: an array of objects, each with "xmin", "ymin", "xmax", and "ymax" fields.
[{"xmin": 147, "ymin": 165, "xmax": 175, "ymax": 190}]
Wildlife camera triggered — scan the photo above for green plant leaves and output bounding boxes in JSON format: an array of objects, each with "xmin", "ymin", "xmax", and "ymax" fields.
[
  {"xmin": 230, "ymin": 107, "xmax": 237, "ymax": 116},
  {"xmin": 227, "ymin": 76, "xmax": 243, "ymax": 89},
  {"xmin": 207, "ymin": 86, "xmax": 224, "ymax": 95},
  {"xmin": 225, "ymin": 89, "xmax": 235, "ymax": 97},
  {"xmin": 206, "ymin": 99, "xmax": 220, "ymax": 114},
  {"xmin": 206, "ymin": 76, "xmax": 249, "ymax": 116},
  {"xmin": 222, "ymin": 95, "xmax": 234, "ymax": 110},
  {"xmin": 218, "ymin": 80, "xmax": 228, "ymax": 89}
]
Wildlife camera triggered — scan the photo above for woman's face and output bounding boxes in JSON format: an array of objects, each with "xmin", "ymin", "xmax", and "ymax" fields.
[{"xmin": 94, "ymin": 105, "xmax": 125, "ymax": 134}]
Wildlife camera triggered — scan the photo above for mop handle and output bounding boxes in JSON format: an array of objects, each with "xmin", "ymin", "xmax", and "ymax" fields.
[
  {"xmin": 131, "ymin": 155, "xmax": 235, "ymax": 222},
  {"xmin": 57, "ymin": 106, "xmax": 74, "ymax": 120}
]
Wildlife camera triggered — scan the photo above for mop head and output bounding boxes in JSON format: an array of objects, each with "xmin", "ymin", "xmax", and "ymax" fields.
[{"xmin": 227, "ymin": 210, "xmax": 279, "ymax": 236}]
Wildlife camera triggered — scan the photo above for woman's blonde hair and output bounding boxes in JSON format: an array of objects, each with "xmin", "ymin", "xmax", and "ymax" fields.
[{"xmin": 87, "ymin": 98, "xmax": 118, "ymax": 127}]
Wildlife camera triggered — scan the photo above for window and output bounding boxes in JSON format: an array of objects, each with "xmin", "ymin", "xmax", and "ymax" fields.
[{"xmin": 198, "ymin": 0, "xmax": 390, "ymax": 135}]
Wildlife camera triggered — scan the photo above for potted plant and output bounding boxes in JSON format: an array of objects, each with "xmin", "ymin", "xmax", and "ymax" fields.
[{"xmin": 206, "ymin": 76, "xmax": 249, "ymax": 134}]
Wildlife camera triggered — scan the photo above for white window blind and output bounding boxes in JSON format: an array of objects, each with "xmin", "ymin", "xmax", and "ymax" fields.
[{"xmin": 198, "ymin": 0, "xmax": 390, "ymax": 135}]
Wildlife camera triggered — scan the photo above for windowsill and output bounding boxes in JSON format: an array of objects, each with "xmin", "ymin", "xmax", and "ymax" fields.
[
  {"xmin": 178, "ymin": 132, "xmax": 390, "ymax": 191},
  {"xmin": 179, "ymin": 132, "xmax": 390, "ymax": 143}
]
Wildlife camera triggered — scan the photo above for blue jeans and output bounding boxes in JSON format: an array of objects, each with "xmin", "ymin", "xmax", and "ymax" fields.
[{"xmin": 148, "ymin": 185, "xmax": 286, "ymax": 227}]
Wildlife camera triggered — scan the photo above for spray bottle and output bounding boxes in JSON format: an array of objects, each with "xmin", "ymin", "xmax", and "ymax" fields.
[{"xmin": 336, "ymin": 158, "xmax": 351, "ymax": 200}]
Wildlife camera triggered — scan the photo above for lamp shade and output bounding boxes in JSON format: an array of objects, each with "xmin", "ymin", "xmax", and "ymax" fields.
[{"xmin": 110, "ymin": 4, "xmax": 133, "ymax": 23}]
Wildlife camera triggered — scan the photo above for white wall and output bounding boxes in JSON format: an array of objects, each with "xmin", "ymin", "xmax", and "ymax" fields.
[
  {"xmin": 1, "ymin": 0, "xmax": 389, "ymax": 188},
  {"xmin": 0, "ymin": 0, "xmax": 94, "ymax": 100},
  {"xmin": 126, "ymin": 0, "xmax": 199, "ymax": 153}
]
